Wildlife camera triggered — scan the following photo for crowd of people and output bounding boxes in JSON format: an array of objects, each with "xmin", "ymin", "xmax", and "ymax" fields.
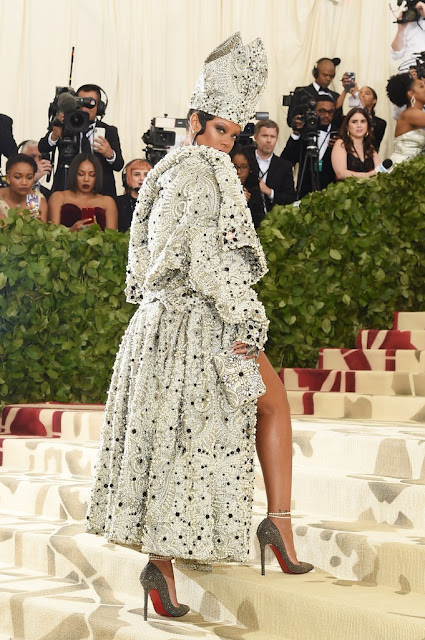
[{"xmin": 1, "ymin": 3, "xmax": 425, "ymax": 231}]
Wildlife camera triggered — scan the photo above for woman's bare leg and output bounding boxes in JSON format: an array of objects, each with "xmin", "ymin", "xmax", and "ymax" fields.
[{"xmin": 255, "ymin": 351, "xmax": 300, "ymax": 564}]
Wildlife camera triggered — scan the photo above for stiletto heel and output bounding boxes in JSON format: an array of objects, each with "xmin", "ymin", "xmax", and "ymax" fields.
[
  {"xmin": 257, "ymin": 515, "xmax": 314, "ymax": 575},
  {"xmin": 139, "ymin": 561, "xmax": 190, "ymax": 620}
]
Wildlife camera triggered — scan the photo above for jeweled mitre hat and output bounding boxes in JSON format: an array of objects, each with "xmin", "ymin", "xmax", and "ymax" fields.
[{"xmin": 188, "ymin": 32, "xmax": 268, "ymax": 129}]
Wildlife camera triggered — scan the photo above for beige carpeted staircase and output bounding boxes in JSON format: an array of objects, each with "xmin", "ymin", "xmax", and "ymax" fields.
[{"xmin": 1, "ymin": 312, "xmax": 425, "ymax": 639}]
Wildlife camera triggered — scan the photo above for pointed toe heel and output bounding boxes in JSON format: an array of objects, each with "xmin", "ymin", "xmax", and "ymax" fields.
[
  {"xmin": 257, "ymin": 516, "xmax": 314, "ymax": 576},
  {"xmin": 140, "ymin": 561, "xmax": 190, "ymax": 620}
]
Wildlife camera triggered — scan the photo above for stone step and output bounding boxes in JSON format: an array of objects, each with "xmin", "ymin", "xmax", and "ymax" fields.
[
  {"xmin": 1, "ymin": 559, "xmax": 424, "ymax": 640},
  {"xmin": 2, "ymin": 509, "xmax": 425, "ymax": 595},
  {"xmin": 1, "ymin": 403, "xmax": 104, "ymax": 440},
  {"xmin": 281, "ymin": 368, "xmax": 425, "ymax": 395},
  {"xmin": 356, "ymin": 329, "xmax": 425, "ymax": 351},
  {"xmin": 287, "ymin": 390, "xmax": 425, "ymax": 422},
  {"xmin": 393, "ymin": 311, "xmax": 425, "ymax": 330},
  {"xmin": 318, "ymin": 348, "xmax": 425, "ymax": 372}
]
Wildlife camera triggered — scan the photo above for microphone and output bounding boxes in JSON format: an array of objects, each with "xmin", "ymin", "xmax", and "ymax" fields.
[
  {"xmin": 375, "ymin": 158, "xmax": 393, "ymax": 173},
  {"xmin": 57, "ymin": 92, "xmax": 78, "ymax": 114}
]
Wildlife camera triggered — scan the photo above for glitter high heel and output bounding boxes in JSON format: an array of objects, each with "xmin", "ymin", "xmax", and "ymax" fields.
[
  {"xmin": 257, "ymin": 512, "xmax": 314, "ymax": 576},
  {"xmin": 140, "ymin": 561, "xmax": 190, "ymax": 621}
]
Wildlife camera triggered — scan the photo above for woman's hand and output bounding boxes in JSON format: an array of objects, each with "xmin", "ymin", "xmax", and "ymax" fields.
[
  {"xmin": 231, "ymin": 341, "xmax": 259, "ymax": 360},
  {"xmin": 69, "ymin": 216, "xmax": 96, "ymax": 232},
  {"xmin": 243, "ymin": 187, "xmax": 251, "ymax": 202}
]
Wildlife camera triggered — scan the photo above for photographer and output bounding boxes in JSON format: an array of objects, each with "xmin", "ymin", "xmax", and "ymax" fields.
[
  {"xmin": 286, "ymin": 57, "xmax": 342, "ymax": 130},
  {"xmin": 391, "ymin": 1, "xmax": 425, "ymax": 70},
  {"xmin": 0, "ymin": 114, "xmax": 17, "ymax": 166},
  {"xmin": 281, "ymin": 96, "xmax": 337, "ymax": 199},
  {"xmin": 336, "ymin": 79, "xmax": 387, "ymax": 151},
  {"xmin": 38, "ymin": 84, "xmax": 124, "ymax": 197}
]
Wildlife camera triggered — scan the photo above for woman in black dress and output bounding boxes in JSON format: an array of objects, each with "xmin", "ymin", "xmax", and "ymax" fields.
[
  {"xmin": 331, "ymin": 107, "xmax": 381, "ymax": 180},
  {"xmin": 231, "ymin": 146, "xmax": 265, "ymax": 229}
]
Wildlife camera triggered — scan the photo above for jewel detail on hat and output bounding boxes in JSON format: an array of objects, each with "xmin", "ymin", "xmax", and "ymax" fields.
[{"xmin": 188, "ymin": 32, "xmax": 268, "ymax": 129}]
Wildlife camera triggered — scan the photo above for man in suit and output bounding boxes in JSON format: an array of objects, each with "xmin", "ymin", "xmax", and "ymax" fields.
[
  {"xmin": 0, "ymin": 114, "xmax": 18, "ymax": 166},
  {"xmin": 286, "ymin": 57, "xmax": 342, "ymax": 131},
  {"xmin": 251, "ymin": 119, "xmax": 296, "ymax": 212},
  {"xmin": 38, "ymin": 84, "xmax": 124, "ymax": 197},
  {"xmin": 281, "ymin": 96, "xmax": 337, "ymax": 199}
]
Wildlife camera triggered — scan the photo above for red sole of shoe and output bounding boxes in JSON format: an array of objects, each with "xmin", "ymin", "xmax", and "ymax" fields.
[
  {"xmin": 149, "ymin": 588, "xmax": 172, "ymax": 617},
  {"xmin": 270, "ymin": 544, "xmax": 299, "ymax": 574}
]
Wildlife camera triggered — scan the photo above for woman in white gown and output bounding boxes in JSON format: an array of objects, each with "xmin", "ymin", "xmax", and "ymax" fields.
[
  {"xmin": 386, "ymin": 72, "xmax": 425, "ymax": 164},
  {"xmin": 86, "ymin": 33, "xmax": 313, "ymax": 621}
]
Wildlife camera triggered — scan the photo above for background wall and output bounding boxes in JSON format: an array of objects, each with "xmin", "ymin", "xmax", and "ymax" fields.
[{"xmin": 0, "ymin": 0, "xmax": 399, "ymax": 189}]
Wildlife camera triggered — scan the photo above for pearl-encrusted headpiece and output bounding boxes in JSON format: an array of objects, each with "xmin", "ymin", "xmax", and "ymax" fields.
[{"xmin": 188, "ymin": 32, "xmax": 268, "ymax": 129}]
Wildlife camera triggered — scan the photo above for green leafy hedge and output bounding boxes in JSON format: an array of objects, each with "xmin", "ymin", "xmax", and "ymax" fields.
[
  {"xmin": 255, "ymin": 155, "xmax": 425, "ymax": 368},
  {"xmin": 0, "ymin": 214, "xmax": 134, "ymax": 404},
  {"xmin": 1, "ymin": 156, "xmax": 424, "ymax": 405}
]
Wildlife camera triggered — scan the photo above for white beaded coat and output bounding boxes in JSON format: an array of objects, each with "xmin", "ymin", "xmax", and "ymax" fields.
[{"xmin": 86, "ymin": 144, "xmax": 269, "ymax": 565}]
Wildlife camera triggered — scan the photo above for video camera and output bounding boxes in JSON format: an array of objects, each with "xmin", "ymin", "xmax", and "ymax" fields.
[
  {"xmin": 236, "ymin": 112, "xmax": 270, "ymax": 148},
  {"xmin": 49, "ymin": 87, "xmax": 95, "ymax": 136},
  {"xmin": 142, "ymin": 116, "xmax": 187, "ymax": 166},
  {"xmin": 283, "ymin": 91, "xmax": 320, "ymax": 146},
  {"xmin": 396, "ymin": 0, "xmax": 422, "ymax": 23}
]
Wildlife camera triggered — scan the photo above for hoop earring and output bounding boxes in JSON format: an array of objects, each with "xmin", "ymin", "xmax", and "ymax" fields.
[{"xmin": 411, "ymin": 96, "xmax": 416, "ymax": 108}]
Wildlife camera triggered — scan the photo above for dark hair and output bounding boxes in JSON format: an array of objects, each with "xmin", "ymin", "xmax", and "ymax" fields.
[
  {"xmin": 67, "ymin": 153, "xmax": 103, "ymax": 194},
  {"xmin": 364, "ymin": 86, "xmax": 378, "ymax": 115},
  {"xmin": 339, "ymin": 107, "xmax": 376, "ymax": 158},
  {"xmin": 230, "ymin": 146, "xmax": 260, "ymax": 190},
  {"xmin": 315, "ymin": 95, "xmax": 335, "ymax": 105},
  {"xmin": 6, "ymin": 153, "xmax": 37, "ymax": 175},
  {"xmin": 386, "ymin": 73, "xmax": 414, "ymax": 108},
  {"xmin": 77, "ymin": 84, "xmax": 101, "ymax": 102},
  {"xmin": 186, "ymin": 109, "xmax": 215, "ymax": 139},
  {"xmin": 254, "ymin": 119, "xmax": 279, "ymax": 136}
]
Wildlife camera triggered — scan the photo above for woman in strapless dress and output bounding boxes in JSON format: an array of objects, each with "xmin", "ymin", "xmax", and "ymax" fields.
[
  {"xmin": 386, "ymin": 72, "xmax": 425, "ymax": 165},
  {"xmin": 48, "ymin": 153, "xmax": 118, "ymax": 231}
]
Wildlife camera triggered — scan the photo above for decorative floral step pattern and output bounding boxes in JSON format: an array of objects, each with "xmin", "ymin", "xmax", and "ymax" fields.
[{"xmin": 284, "ymin": 311, "xmax": 425, "ymax": 421}]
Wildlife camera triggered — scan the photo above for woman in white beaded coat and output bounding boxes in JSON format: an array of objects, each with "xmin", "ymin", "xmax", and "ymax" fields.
[{"xmin": 86, "ymin": 33, "xmax": 312, "ymax": 619}]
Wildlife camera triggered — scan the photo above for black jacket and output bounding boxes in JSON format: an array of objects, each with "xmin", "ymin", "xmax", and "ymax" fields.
[
  {"xmin": 250, "ymin": 152, "xmax": 296, "ymax": 211},
  {"xmin": 287, "ymin": 84, "xmax": 342, "ymax": 130},
  {"xmin": 0, "ymin": 114, "xmax": 18, "ymax": 162},
  {"xmin": 115, "ymin": 192, "xmax": 137, "ymax": 232},
  {"xmin": 38, "ymin": 120, "xmax": 124, "ymax": 197}
]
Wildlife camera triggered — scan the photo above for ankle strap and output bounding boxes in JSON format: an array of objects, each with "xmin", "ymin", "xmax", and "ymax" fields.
[
  {"xmin": 267, "ymin": 511, "xmax": 291, "ymax": 518},
  {"xmin": 149, "ymin": 554, "xmax": 173, "ymax": 561}
]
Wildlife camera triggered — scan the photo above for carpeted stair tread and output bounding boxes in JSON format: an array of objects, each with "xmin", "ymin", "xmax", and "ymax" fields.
[
  {"xmin": 319, "ymin": 348, "xmax": 425, "ymax": 372},
  {"xmin": 290, "ymin": 467, "xmax": 424, "ymax": 528},
  {"xmin": 1, "ymin": 403, "xmax": 104, "ymax": 440},
  {"xmin": 287, "ymin": 390, "xmax": 425, "ymax": 422},
  {"xmin": 356, "ymin": 329, "xmax": 425, "ymax": 351},
  {"xmin": 393, "ymin": 311, "xmax": 425, "ymax": 330},
  {"xmin": 1, "ymin": 560, "xmax": 425, "ymax": 640},
  {"xmin": 0, "ymin": 563, "xmax": 288, "ymax": 640},
  {"xmin": 0, "ymin": 437, "xmax": 98, "ymax": 475},
  {"xmin": 281, "ymin": 368, "xmax": 425, "ymax": 395}
]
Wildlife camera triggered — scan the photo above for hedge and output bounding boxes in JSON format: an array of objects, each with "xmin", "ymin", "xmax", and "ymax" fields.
[
  {"xmin": 1, "ymin": 156, "xmax": 424, "ymax": 404},
  {"xmin": 255, "ymin": 155, "xmax": 425, "ymax": 368}
]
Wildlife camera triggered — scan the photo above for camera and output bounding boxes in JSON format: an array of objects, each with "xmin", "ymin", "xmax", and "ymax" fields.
[
  {"xmin": 412, "ymin": 50, "xmax": 425, "ymax": 77},
  {"xmin": 396, "ymin": 0, "xmax": 421, "ymax": 23},
  {"xmin": 142, "ymin": 116, "xmax": 187, "ymax": 165},
  {"xmin": 236, "ymin": 112, "xmax": 270, "ymax": 148}
]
